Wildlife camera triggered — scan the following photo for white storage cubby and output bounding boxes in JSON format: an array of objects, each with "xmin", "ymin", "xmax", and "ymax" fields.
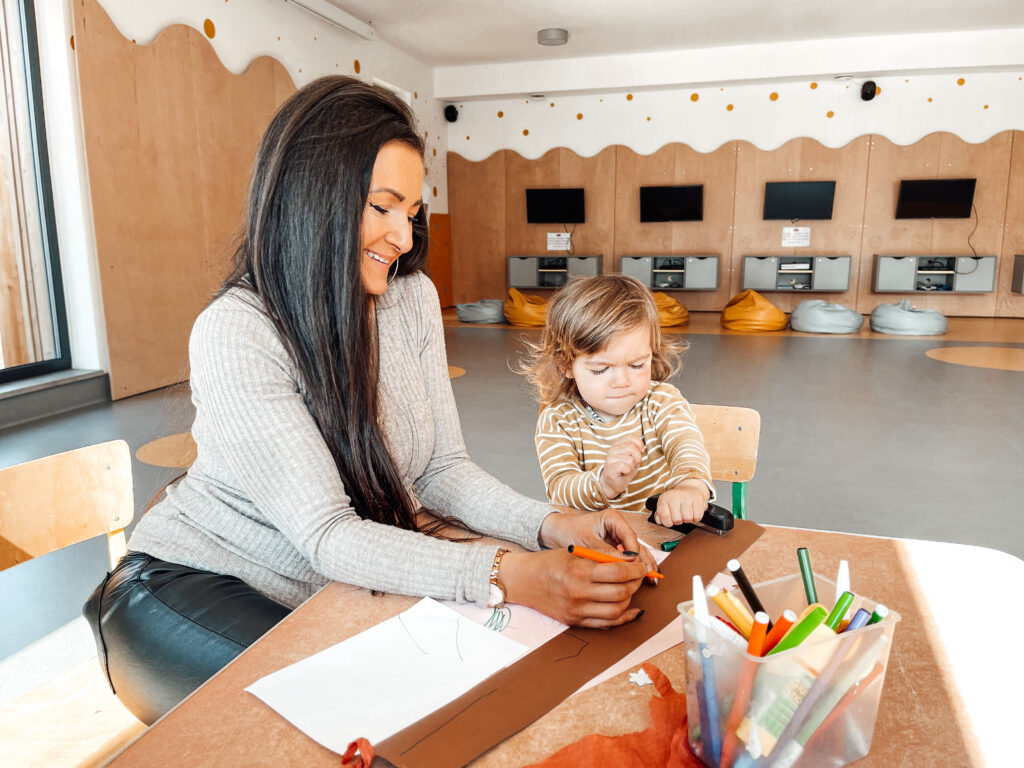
[
  {"xmin": 507, "ymin": 255, "xmax": 602, "ymax": 289},
  {"xmin": 619, "ymin": 255, "xmax": 719, "ymax": 290},
  {"xmin": 873, "ymin": 255, "xmax": 996, "ymax": 293},
  {"xmin": 741, "ymin": 255, "xmax": 851, "ymax": 292}
]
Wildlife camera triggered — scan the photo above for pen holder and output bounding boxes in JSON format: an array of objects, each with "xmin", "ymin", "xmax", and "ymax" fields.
[{"xmin": 677, "ymin": 573, "xmax": 899, "ymax": 768}]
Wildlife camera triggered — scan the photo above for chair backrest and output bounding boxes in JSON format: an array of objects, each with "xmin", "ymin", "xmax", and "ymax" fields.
[
  {"xmin": 0, "ymin": 440, "xmax": 134, "ymax": 572},
  {"xmin": 691, "ymin": 404, "xmax": 760, "ymax": 484}
]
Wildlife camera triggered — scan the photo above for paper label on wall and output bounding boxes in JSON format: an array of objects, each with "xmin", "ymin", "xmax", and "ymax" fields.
[
  {"xmin": 781, "ymin": 227, "xmax": 811, "ymax": 247},
  {"xmin": 547, "ymin": 232, "xmax": 571, "ymax": 251}
]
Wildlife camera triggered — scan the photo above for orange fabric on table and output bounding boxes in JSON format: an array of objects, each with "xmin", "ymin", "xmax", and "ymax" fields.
[
  {"xmin": 340, "ymin": 738, "xmax": 374, "ymax": 767},
  {"xmin": 525, "ymin": 663, "xmax": 703, "ymax": 768}
]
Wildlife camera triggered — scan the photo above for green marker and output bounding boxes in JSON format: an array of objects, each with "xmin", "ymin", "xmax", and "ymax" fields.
[
  {"xmin": 825, "ymin": 591, "xmax": 855, "ymax": 630},
  {"xmin": 868, "ymin": 604, "xmax": 889, "ymax": 624},
  {"xmin": 767, "ymin": 605, "xmax": 828, "ymax": 655},
  {"xmin": 797, "ymin": 547, "xmax": 818, "ymax": 605},
  {"xmin": 660, "ymin": 539, "xmax": 681, "ymax": 552}
]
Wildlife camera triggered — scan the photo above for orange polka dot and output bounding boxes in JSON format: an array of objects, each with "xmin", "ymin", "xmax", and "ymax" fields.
[
  {"xmin": 466, "ymin": 135, "xmax": 470, "ymax": 140},
  {"xmin": 432, "ymin": 148, "xmax": 436, "ymax": 156},
  {"xmin": 577, "ymin": 113, "xmax": 583, "ymax": 120},
  {"xmin": 957, "ymin": 78, "xmax": 965, "ymax": 85},
  {"xmin": 769, "ymin": 92, "xmax": 779, "ymax": 101},
  {"xmin": 203, "ymin": 19, "xmax": 215, "ymax": 38},
  {"xmin": 433, "ymin": 186, "xmax": 438, "ymax": 197},
  {"xmin": 497, "ymin": 110, "xmax": 504, "ymax": 118},
  {"xmin": 928, "ymin": 97, "xmax": 933, "ymax": 102},
  {"xmin": 810, "ymin": 82, "xmax": 818, "ymax": 89},
  {"xmin": 690, "ymin": 93, "xmax": 699, "ymax": 102},
  {"xmin": 726, "ymin": 104, "xmax": 734, "ymax": 111},
  {"xmin": 354, "ymin": 60, "xmax": 361, "ymax": 74},
  {"xmin": 550, "ymin": 102, "xmax": 555, "ymax": 108},
  {"xmin": 627, "ymin": 94, "xmax": 633, "ymax": 101},
  {"xmin": 646, "ymin": 116, "xmax": 651, "ymax": 122},
  {"xmin": 875, "ymin": 86, "xmax": 882, "ymax": 94},
  {"xmin": 827, "ymin": 110, "xmax": 834, "ymax": 118},
  {"xmin": 414, "ymin": 92, "xmax": 418, "ymax": 99},
  {"xmin": 523, "ymin": 129, "xmax": 529, "ymax": 136},
  {"xmin": 984, "ymin": 104, "xmax": 989, "ymax": 109}
]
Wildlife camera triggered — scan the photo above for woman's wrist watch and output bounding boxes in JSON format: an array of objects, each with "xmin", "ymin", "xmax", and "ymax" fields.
[{"xmin": 488, "ymin": 548, "xmax": 511, "ymax": 608}]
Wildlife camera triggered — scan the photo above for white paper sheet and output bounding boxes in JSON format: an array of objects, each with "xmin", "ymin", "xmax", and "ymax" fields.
[{"xmin": 246, "ymin": 598, "xmax": 527, "ymax": 751}]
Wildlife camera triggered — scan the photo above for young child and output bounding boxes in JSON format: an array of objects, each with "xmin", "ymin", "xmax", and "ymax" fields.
[{"xmin": 521, "ymin": 274, "xmax": 714, "ymax": 527}]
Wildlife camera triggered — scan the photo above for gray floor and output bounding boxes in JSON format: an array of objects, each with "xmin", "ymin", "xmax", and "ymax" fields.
[{"xmin": 2, "ymin": 328, "xmax": 1023, "ymax": 664}]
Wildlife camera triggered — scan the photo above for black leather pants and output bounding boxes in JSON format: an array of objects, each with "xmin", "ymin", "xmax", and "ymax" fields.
[{"xmin": 83, "ymin": 552, "xmax": 290, "ymax": 725}]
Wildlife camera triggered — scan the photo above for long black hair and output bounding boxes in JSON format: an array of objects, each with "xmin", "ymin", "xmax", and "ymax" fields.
[{"xmin": 222, "ymin": 76, "xmax": 427, "ymax": 531}]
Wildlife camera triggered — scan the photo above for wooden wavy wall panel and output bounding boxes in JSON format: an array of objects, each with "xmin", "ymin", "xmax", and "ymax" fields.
[
  {"xmin": 449, "ymin": 131, "xmax": 1024, "ymax": 317},
  {"xmin": 74, "ymin": 0, "xmax": 295, "ymax": 398}
]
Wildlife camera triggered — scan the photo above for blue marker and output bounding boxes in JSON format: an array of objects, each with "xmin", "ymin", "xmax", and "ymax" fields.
[
  {"xmin": 842, "ymin": 607, "xmax": 872, "ymax": 633},
  {"xmin": 692, "ymin": 575, "xmax": 722, "ymax": 764}
]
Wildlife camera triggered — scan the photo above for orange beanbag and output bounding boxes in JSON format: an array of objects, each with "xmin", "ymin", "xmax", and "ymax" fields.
[
  {"xmin": 721, "ymin": 290, "xmax": 788, "ymax": 331},
  {"xmin": 503, "ymin": 287, "xmax": 549, "ymax": 327},
  {"xmin": 653, "ymin": 292, "xmax": 689, "ymax": 327}
]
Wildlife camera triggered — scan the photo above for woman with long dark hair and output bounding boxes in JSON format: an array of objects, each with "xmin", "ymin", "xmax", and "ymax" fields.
[{"xmin": 84, "ymin": 76, "xmax": 656, "ymax": 726}]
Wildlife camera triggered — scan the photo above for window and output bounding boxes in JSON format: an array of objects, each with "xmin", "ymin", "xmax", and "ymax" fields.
[{"xmin": 0, "ymin": 0, "xmax": 69, "ymax": 383}]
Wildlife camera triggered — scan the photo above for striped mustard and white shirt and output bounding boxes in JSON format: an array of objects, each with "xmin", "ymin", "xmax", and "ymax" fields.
[{"xmin": 535, "ymin": 381, "xmax": 713, "ymax": 513}]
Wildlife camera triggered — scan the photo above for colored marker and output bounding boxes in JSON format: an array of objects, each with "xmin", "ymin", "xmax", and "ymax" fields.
[
  {"xmin": 767, "ymin": 604, "xmax": 828, "ymax": 655},
  {"xmin": 797, "ymin": 547, "xmax": 818, "ymax": 605},
  {"xmin": 708, "ymin": 585, "xmax": 755, "ymax": 638},
  {"xmin": 726, "ymin": 559, "xmax": 772, "ymax": 631},
  {"xmin": 719, "ymin": 611, "xmax": 770, "ymax": 767},
  {"xmin": 825, "ymin": 591, "xmax": 855, "ymax": 630},
  {"xmin": 869, "ymin": 605, "xmax": 889, "ymax": 624},
  {"xmin": 660, "ymin": 539, "xmax": 680, "ymax": 552},
  {"xmin": 567, "ymin": 545, "xmax": 664, "ymax": 580},
  {"xmin": 842, "ymin": 607, "xmax": 872, "ymax": 633},
  {"xmin": 808, "ymin": 662, "xmax": 886, "ymax": 745},
  {"xmin": 691, "ymin": 575, "xmax": 723, "ymax": 764},
  {"xmin": 762, "ymin": 609, "xmax": 797, "ymax": 654}
]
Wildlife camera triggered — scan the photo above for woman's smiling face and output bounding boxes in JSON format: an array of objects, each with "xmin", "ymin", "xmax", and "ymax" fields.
[{"xmin": 360, "ymin": 140, "xmax": 423, "ymax": 295}]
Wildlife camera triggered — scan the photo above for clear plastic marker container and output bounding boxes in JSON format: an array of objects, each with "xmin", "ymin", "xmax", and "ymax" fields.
[{"xmin": 678, "ymin": 573, "xmax": 900, "ymax": 768}]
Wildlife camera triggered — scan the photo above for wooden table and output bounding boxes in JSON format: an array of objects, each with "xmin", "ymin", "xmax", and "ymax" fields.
[{"xmin": 105, "ymin": 524, "xmax": 1019, "ymax": 767}]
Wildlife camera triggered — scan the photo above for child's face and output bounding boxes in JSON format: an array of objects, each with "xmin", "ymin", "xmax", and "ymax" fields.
[{"xmin": 567, "ymin": 325, "xmax": 653, "ymax": 420}]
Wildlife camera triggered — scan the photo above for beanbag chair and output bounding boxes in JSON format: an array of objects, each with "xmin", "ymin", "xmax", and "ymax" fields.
[
  {"xmin": 721, "ymin": 290, "xmax": 788, "ymax": 331},
  {"xmin": 653, "ymin": 292, "xmax": 689, "ymax": 326},
  {"xmin": 503, "ymin": 287, "xmax": 549, "ymax": 327},
  {"xmin": 455, "ymin": 299, "xmax": 506, "ymax": 324},
  {"xmin": 870, "ymin": 299, "xmax": 947, "ymax": 335},
  {"xmin": 790, "ymin": 299, "xmax": 864, "ymax": 334}
]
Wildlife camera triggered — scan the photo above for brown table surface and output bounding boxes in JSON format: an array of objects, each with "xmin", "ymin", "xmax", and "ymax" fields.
[{"xmin": 104, "ymin": 524, "xmax": 982, "ymax": 767}]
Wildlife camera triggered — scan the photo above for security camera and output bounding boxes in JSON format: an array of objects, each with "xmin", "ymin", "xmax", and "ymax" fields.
[
  {"xmin": 444, "ymin": 104, "xmax": 459, "ymax": 123},
  {"xmin": 860, "ymin": 81, "xmax": 877, "ymax": 101}
]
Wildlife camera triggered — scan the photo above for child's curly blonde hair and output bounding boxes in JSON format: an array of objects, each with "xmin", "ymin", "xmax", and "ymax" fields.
[{"xmin": 519, "ymin": 274, "xmax": 684, "ymax": 405}]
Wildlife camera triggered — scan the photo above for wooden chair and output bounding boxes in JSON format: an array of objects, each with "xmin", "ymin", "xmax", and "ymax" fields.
[
  {"xmin": 0, "ymin": 440, "xmax": 146, "ymax": 767},
  {"xmin": 691, "ymin": 404, "xmax": 761, "ymax": 520}
]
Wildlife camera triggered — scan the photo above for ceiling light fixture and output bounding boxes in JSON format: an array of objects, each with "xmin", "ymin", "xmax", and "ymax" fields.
[{"xmin": 537, "ymin": 28, "xmax": 569, "ymax": 46}]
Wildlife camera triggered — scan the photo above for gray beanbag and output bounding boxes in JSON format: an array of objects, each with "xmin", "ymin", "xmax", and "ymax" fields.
[
  {"xmin": 869, "ymin": 299, "xmax": 947, "ymax": 335},
  {"xmin": 790, "ymin": 300, "xmax": 864, "ymax": 334},
  {"xmin": 455, "ymin": 299, "xmax": 506, "ymax": 324}
]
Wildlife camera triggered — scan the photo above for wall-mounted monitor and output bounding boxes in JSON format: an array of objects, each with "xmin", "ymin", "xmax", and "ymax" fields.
[
  {"xmin": 639, "ymin": 185, "xmax": 704, "ymax": 222},
  {"xmin": 763, "ymin": 180, "xmax": 836, "ymax": 220},
  {"xmin": 895, "ymin": 178, "xmax": 976, "ymax": 219},
  {"xmin": 525, "ymin": 188, "xmax": 585, "ymax": 224}
]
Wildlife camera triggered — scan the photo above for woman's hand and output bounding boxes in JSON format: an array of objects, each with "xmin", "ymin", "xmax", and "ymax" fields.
[
  {"xmin": 495, "ymin": 507, "xmax": 659, "ymax": 627},
  {"xmin": 500, "ymin": 548, "xmax": 648, "ymax": 628},
  {"xmin": 654, "ymin": 480, "xmax": 710, "ymax": 527}
]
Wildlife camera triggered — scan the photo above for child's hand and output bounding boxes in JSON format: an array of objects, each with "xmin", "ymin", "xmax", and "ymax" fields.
[
  {"xmin": 654, "ymin": 479, "xmax": 711, "ymax": 527},
  {"xmin": 599, "ymin": 436, "xmax": 644, "ymax": 500}
]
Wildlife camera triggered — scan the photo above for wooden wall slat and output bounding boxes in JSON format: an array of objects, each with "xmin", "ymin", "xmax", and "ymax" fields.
[
  {"xmin": 426, "ymin": 212, "xmax": 453, "ymax": 308},
  {"xmin": 74, "ymin": 0, "xmax": 294, "ymax": 398},
  {"xmin": 997, "ymin": 131, "xmax": 1024, "ymax": 317},
  {"xmin": 448, "ymin": 151, "xmax": 507, "ymax": 303}
]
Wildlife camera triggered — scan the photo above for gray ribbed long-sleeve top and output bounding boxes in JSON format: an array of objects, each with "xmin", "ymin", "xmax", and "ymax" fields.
[{"xmin": 128, "ymin": 272, "xmax": 554, "ymax": 609}]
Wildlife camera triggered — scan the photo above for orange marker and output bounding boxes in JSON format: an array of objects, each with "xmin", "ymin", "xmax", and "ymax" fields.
[
  {"xmin": 566, "ymin": 545, "xmax": 664, "ymax": 579},
  {"xmin": 746, "ymin": 610, "xmax": 770, "ymax": 657},
  {"xmin": 762, "ymin": 608, "xmax": 797, "ymax": 654},
  {"xmin": 719, "ymin": 611, "xmax": 771, "ymax": 767},
  {"xmin": 708, "ymin": 585, "xmax": 755, "ymax": 638}
]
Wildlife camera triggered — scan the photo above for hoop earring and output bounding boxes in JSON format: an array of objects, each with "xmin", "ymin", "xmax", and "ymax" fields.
[{"xmin": 386, "ymin": 257, "xmax": 400, "ymax": 285}]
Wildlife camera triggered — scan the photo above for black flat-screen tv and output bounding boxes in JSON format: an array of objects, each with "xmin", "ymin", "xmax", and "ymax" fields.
[
  {"xmin": 763, "ymin": 180, "xmax": 836, "ymax": 220},
  {"xmin": 639, "ymin": 185, "xmax": 704, "ymax": 222},
  {"xmin": 526, "ymin": 188, "xmax": 585, "ymax": 224},
  {"xmin": 895, "ymin": 178, "xmax": 976, "ymax": 219}
]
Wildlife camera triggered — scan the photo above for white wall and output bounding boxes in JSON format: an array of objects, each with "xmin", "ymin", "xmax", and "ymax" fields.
[
  {"xmin": 439, "ymin": 29, "xmax": 1024, "ymax": 159},
  {"xmin": 36, "ymin": 0, "xmax": 449, "ymax": 375}
]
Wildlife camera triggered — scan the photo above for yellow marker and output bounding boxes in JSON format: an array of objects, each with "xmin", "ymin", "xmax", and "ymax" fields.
[{"xmin": 707, "ymin": 585, "xmax": 755, "ymax": 638}]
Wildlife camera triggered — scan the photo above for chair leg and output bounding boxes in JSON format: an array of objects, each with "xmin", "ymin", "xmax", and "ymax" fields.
[{"xmin": 732, "ymin": 482, "xmax": 747, "ymax": 520}]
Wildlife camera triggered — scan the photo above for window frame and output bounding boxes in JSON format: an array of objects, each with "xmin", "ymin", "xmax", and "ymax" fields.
[{"xmin": 0, "ymin": 0, "xmax": 71, "ymax": 384}]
